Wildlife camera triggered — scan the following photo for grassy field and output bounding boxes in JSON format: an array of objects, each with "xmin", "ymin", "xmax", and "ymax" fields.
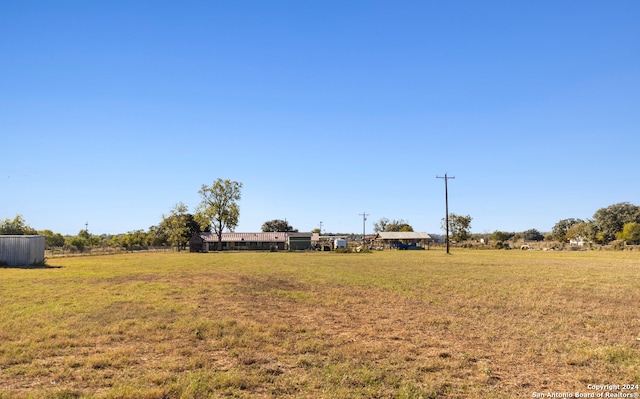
[{"xmin": 1, "ymin": 250, "xmax": 639, "ymax": 398}]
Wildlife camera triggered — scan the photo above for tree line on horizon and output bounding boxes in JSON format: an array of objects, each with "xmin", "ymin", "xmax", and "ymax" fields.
[
  {"xmin": 2, "ymin": 178, "xmax": 640, "ymax": 250},
  {"xmin": 485, "ymin": 202, "xmax": 640, "ymax": 247}
]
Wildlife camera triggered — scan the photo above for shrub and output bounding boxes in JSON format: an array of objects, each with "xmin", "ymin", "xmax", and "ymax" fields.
[
  {"xmin": 334, "ymin": 247, "xmax": 352, "ymax": 253},
  {"xmin": 610, "ymin": 240, "xmax": 625, "ymax": 251}
]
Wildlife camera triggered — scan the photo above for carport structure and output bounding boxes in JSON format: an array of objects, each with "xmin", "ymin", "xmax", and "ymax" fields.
[{"xmin": 374, "ymin": 232, "xmax": 432, "ymax": 249}]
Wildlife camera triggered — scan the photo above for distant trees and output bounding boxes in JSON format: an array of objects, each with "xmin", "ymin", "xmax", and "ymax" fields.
[
  {"xmin": 566, "ymin": 221, "xmax": 592, "ymax": 243},
  {"xmin": 147, "ymin": 225, "xmax": 168, "ymax": 247},
  {"xmin": 373, "ymin": 218, "xmax": 414, "ymax": 233},
  {"xmin": 551, "ymin": 218, "xmax": 584, "ymax": 242},
  {"xmin": 373, "ymin": 218, "xmax": 389, "ymax": 233},
  {"xmin": 591, "ymin": 202, "xmax": 640, "ymax": 243},
  {"xmin": 523, "ymin": 228, "xmax": 544, "ymax": 242},
  {"xmin": 616, "ymin": 222, "xmax": 640, "ymax": 245},
  {"xmin": 549, "ymin": 202, "xmax": 640, "ymax": 245},
  {"xmin": 0, "ymin": 215, "xmax": 37, "ymax": 235},
  {"xmin": 40, "ymin": 229, "xmax": 65, "ymax": 248},
  {"xmin": 442, "ymin": 214, "xmax": 472, "ymax": 242},
  {"xmin": 160, "ymin": 202, "xmax": 204, "ymax": 251},
  {"xmin": 108, "ymin": 230, "xmax": 150, "ymax": 249},
  {"xmin": 261, "ymin": 219, "xmax": 297, "ymax": 232},
  {"xmin": 7, "ymin": 191, "xmax": 640, "ymax": 253},
  {"xmin": 197, "ymin": 179, "xmax": 242, "ymax": 251},
  {"xmin": 490, "ymin": 231, "xmax": 513, "ymax": 242},
  {"xmin": 67, "ymin": 229, "xmax": 100, "ymax": 252}
]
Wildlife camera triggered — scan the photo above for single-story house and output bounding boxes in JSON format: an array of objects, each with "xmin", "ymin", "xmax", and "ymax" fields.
[
  {"xmin": 374, "ymin": 232, "xmax": 432, "ymax": 249},
  {"xmin": 189, "ymin": 232, "xmax": 313, "ymax": 252}
]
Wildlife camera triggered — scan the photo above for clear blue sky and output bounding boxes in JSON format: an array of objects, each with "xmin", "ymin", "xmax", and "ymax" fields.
[{"xmin": 2, "ymin": 1, "xmax": 639, "ymax": 236}]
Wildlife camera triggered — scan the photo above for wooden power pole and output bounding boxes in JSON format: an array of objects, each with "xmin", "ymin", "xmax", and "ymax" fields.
[
  {"xmin": 359, "ymin": 212, "xmax": 369, "ymax": 247},
  {"xmin": 436, "ymin": 173, "xmax": 455, "ymax": 254}
]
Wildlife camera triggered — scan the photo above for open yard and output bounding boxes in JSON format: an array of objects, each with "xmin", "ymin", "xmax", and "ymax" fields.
[{"xmin": 1, "ymin": 250, "xmax": 639, "ymax": 398}]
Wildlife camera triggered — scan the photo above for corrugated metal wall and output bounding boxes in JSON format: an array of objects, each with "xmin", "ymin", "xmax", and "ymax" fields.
[{"xmin": 0, "ymin": 236, "xmax": 46, "ymax": 266}]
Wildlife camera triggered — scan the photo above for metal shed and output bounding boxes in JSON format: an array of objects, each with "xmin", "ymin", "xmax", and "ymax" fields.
[{"xmin": 0, "ymin": 235, "xmax": 46, "ymax": 266}]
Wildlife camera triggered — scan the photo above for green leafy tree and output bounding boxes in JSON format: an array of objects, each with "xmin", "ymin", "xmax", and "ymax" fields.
[
  {"xmin": 442, "ymin": 213, "xmax": 472, "ymax": 242},
  {"xmin": 373, "ymin": 218, "xmax": 390, "ymax": 233},
  {"xmin": 389, "ymin": 220, "xmax": 414, "ymax": 232},
  {"xmin": 523, "ymin": 228, "xmax": 544, "ymax": 242},
  {"xmin": 0, "ymin": 215, "xmax": 37, "ymax": 235},
  {"xmin": 68, "ymin": 236, "xmax": 86, "ymax": 252},
  {"xmin": 66, "ymin": 229, "xmax": 97, "ymax": 252},
  {"xmin": 551, "ymin": 218, "xmax": 584, "ymax": 242},
  {"xmin": 108, "ymin": 235, "xmax": 124, "ymax": 247},
  {"xmin": 616, "ymin": 222, "xmax": 640, "ymax": 245},
  {"xmin": 566, "ymin": 221, "xmax": 594, "ymax": 242},
  {"xmin": 160, "ymin": 202, "xmax": 192, "ymax": 251},
  {"xmin": 592, "ymin": 202, "xmax": 640, "ymax": 243},
  {"xmin": 196, "ymin": 179, "xmax": 242, "ymax": 251},
  {"xmin": 121, "ymin": 230, "xmax": 151, "ymax": 249},
  {"xmin": 40, "ymin": 229, "xmax": 65, "ymax": 247},
  {"xmin": 147, "ymin": 225, "xmax": 168, "ymax": 247},
  {"xmin": 490, "ymin": 231, "xmax": 513, "ymax": 242},
  {"xmin": 261, "ymin": 219, "xmax": 298, "ymax": 232},
  {"xmin": 373, "ymin": 218, "xmax": 413, "ymax": 232}
]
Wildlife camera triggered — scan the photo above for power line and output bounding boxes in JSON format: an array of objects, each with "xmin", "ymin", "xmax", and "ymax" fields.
[{"xmin": 436, "ymin": 173, "xmax": 455, "ymax": 254}]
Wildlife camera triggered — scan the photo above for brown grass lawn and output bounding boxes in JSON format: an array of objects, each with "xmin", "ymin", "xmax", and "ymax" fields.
[{"xmin": 1, "ymin": 250, "xmax": 639, "ymax": 398}]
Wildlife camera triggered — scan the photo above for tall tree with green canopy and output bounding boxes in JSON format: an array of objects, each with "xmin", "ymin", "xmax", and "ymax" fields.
[
  {"xmin": 197, "ymin": 179, "xmax": 242, "ymax": 251},
  {"xmin": 160, "ymin": 203, "xmax": 204, "ymax": 251},
  {"xmin": 551, "ymin": 218, "xmax": 584, "ymax": 242},
  {"xmin": 261, "ymin": 219, "xmax": 297, "ymax": 232},
  {"xmin": 161, "ymin": 202, "xmax": 191, "ymax": 251},
  {"xmin": 566, "ymin": 221, "xmax": 594, "ymax": 243},
  {"xmin": 373, "ymin": 218, "xmax": 414, "ymax": 232},
  {"xmin": 441, "ymin": 213, "xmax": 472, "ymax": 242},
  {"xmin": 592, "ymin": 202, "xmax": 640, "ymax": 243}
]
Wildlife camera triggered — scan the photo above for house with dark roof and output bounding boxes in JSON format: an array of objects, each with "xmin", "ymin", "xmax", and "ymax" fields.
[{"xmin": 189, "ymin": 232, "xmax": 313, "ymax": 252}]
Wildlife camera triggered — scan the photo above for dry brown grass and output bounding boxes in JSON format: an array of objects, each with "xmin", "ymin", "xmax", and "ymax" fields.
[{"xmin": 1, "ymin": 250, "xmax": 639, "ymax": 398}]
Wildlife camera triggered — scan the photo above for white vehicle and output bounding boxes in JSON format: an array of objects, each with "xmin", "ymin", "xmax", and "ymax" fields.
[{"xmin": 334, "ymin": 238, "xmax": 347, "ymax": 249}]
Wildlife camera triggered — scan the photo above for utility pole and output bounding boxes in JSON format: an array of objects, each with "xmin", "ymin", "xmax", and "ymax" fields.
[
  {"xmin": 359, "ymin": 212, "xmax": 369, "ymax": 247},
  {"xmin": 319, "ymin": 221, "xmax": 323, "ymax": 234},
  {"xmin": 436, "ymin": 173, "xmax": 455, "ymax": 254}
]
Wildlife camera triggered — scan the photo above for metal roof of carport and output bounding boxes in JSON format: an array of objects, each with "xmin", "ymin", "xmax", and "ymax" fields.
[{"xmin": 375, "ymin": 232, "xmax": 432, "ymax": 240}]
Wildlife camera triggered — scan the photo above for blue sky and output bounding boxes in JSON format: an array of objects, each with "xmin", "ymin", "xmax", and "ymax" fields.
[{"xmin": 2, "ymin": 1, "xmax": 639, "ymax": 236}]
